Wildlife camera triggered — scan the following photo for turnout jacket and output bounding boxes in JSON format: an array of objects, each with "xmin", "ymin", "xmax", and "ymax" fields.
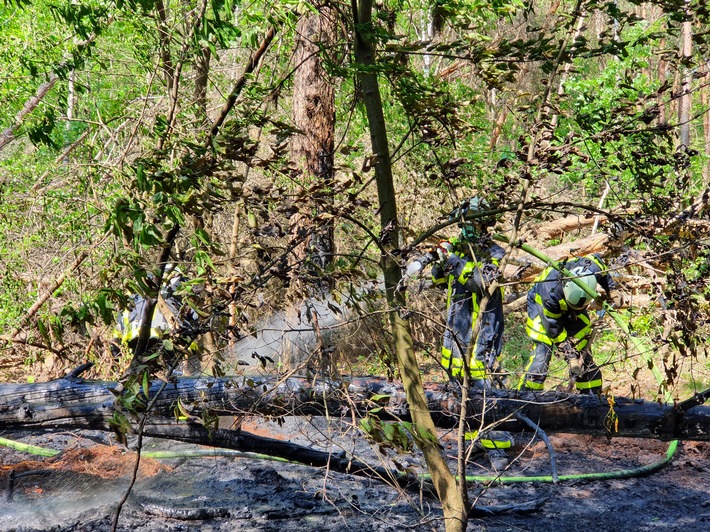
[{"xmin": 526, "ymin": 254, "xmax": 613, "ymax": 346}]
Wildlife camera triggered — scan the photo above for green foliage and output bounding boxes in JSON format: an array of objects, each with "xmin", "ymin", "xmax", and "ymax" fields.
[
  {"xmin": 0, "ymin": 0, "xmax": 708, "ymax": 411},
  {"xmin": 61, "ymin": 289, "xmax": 120, "ymax": 328},
  {"xmin": 47, "ymin": 0, "xmax": 109, "ymax": 40},
  {"xmin": 359, "ymin": 413, "xmax": 413, "ymax": 453}
]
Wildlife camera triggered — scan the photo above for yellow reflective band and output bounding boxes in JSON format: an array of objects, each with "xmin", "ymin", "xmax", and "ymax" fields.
[
  {"xmin": 576, "ymin": 378, "xmax": 602, "ymax": 389},
  {"xmin": 542, "ymin": 306, "xmax": 562, "ymax": 319},
  {"xmin": 451, "ymin": 366, "xmax": 465, "ymax": 377},
  {"xmin": 457, "ymin": 263, "xmax": 481, "ymax": 314},
  {"xmin": 464, "ymin": 431, "xmax": 479, "ymax": 441},
  {"xmin": 459, "ymin": 261, "xmax": 476, "ymax": 285},
  {"xmin": 587, "ymin": 254, "xmax": 605, "ymax": 271},
  {"xmin": 536, "ymin": 294, "xmax": 562, "ymax": 318},
  {"xmin": 519, "ymin": 379, "xmax": 544, "ymax": 390},
  {"xmin": 441, "ymin": 348, "xmax": 452, "ymax": 369},
  {"xmin": 559, "ymin": 299, "xmax": 569, "ymax": 312},
  {"xmin": 526, "ymin": 316, "xmax": 554, "ymax": 345},
  {"xmin": 572, "ymin": 327, "xmax": 590, "ymax": 340},
  {"xmin": 536, "ymin": 267, "xmax": 554, "ymax": 283},
  {"xmin": 575, "ymin": 339, "xmax": 589, "ymax": 350},
  {"xmin": 127, "ymin": 327, "xmax": 163, "ymax": 342},
  {"xmin": 470, "ymin": 359, "xmax": 486, "ymax": 380},
  {"xmin": 551, "ymin": 329, "xmax": 567, "ymax": 343},
  {"xmin": 479, "ymin": 438, "xmax": 513, "ymax": 450},
  {"xmin": 465, "ymin": 431, "xmax": 513, "ymax": 448},
  {"xmin": 521, "ymin": 354, "xmax": 536, "ymax": 377},
  {"xmin": 527, "ymin": 330, "xmax": 552, "ymax": 345},
  {"xmin": 527, "ymin": 315, "xmax": 568, "ymax": 344}
]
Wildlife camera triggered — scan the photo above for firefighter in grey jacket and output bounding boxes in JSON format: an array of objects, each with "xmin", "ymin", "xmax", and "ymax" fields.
[
  {"xmin": 519, "ymin": 254, "xmax": 614, "ymax": 394},
  {"xmin": 431, "ymin": 197, "xmax": 512, "ymax": 469}
]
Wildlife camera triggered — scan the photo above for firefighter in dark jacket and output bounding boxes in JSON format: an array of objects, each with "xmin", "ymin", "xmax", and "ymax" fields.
[
  {"xmin": 519, "ymin": 254, "xmax": 614, "ymax": 394},
  {"xmin": 431, "ymin": 197, "xmax": 512, "ymax": 469}
]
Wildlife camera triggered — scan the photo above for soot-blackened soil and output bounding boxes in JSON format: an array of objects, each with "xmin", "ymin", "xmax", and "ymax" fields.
[{"xmin": 1, "ymin": 418, "xmax": 709, "ymax": 532}]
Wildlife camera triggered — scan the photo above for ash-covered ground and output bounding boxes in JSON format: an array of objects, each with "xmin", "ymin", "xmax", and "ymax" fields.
[{"xmin": 2, "ymin": 416, "xmax": 709, "ymax": 532}]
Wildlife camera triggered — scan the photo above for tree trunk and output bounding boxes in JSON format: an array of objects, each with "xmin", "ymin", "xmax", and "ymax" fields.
[
  {"xmin": 155, "ymin": 0, "xmax": 175, "ymax": 93},
  {"xmin": 283, "ymin": 8, "xmax": 337, "ymax": 370},
  {"xmin": 289, "ymin": 8, "xmax": 336, "ymax": 285},
  {"xmin": 1, "ymin": 376, "xmax": 708, "ymax": 441},
  {"xmin": 351, "ymin": 1, "xmax": 466, "ymax": 529},
  {"xmin": 193, "ymin": 44, "xmax": 211, "ymax": 127},
  {"xmin": 678, "ymin": 0, "xmax": 692, "ymax": 149},
  {"xmin": 704, "ymin": 74, "xmax": 710, "ymax": 160},
  {"xmin": 0, "ymin": 74, "xmax": 58, "ymax": 152}
]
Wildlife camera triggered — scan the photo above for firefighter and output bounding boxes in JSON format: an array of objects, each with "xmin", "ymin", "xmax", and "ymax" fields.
[
  {"xmin": 112, "ymin": 266, "xmax": 198, "ymax": 360},
  {"xmin": 519, "ymin": 253, "xmax": 614, "ymax": 394},
  {"xmin": 431, "ymin": 197, "xmax": 512, "ymax": 470}
]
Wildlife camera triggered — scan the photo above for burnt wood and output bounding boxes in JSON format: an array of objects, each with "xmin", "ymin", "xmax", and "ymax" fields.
[{"xmin": 0, "ymin": 376, "xmax": 708, "ymax": 441}]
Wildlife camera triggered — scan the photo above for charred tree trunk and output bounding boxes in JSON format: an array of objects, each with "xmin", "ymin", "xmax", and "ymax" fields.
[{"xmin": 1, "ymin": 375, "xmax": 708, "ymax": 441}]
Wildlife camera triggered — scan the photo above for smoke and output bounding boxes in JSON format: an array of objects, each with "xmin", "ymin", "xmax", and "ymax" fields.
[{"xmin": 226, "ymin": 281, "xmax": 384, "ymax": 374}]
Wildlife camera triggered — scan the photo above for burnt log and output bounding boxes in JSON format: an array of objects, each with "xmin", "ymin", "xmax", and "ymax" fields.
[{"xmin": 0, "ymin": 375, "xmax": 708, "ymax": 441}]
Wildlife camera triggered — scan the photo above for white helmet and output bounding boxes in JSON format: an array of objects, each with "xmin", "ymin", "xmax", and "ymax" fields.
[{"xmin": 563, "ymin": 267, "xmax": 597, "ymax": 310}]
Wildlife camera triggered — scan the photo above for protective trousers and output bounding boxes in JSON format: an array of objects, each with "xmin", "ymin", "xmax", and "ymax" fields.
[
  {"xmin": 522, "ymin": 340, "xmax": 602, "ymax": 393},
  {"xmin": 441, "ymin": 303, "xmax": 504, "ymax": 383}
]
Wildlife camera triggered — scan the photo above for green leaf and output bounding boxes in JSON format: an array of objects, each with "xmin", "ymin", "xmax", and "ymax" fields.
[
  {"xmin": 138, "ymin": 224, "xmax": 164, "ymax": 247},
  {"xmin": 382, "ymin": 422, "xmax": 395, "ymax": 442},
  {"xmin": 96, "ymin": 291, "xmax": 116, "ymax": 325},
  {"xmin": 195, "ymin": 250, "xmax": 216, "ymax": 274},
  {"xmin": 142, "ymin": 371, "xmax": 150, "ymax": 398},
  {"xmin": 109, "ymin": 411, "xmax": 133, "ymax": 443},
  {"xmin": 136, "ymin": 164, "xmax": 148, "ymax": 191},
  {"xmin": 370, "ymin": 394, "xmax": 390, "ymax": 402},
  {"xmin": 37, "ymin": 318, "xmax": 51, "ymax": 347},
  {"xmin": 193, "ymin": 228, "xmax": 212, "ymax": 246}
]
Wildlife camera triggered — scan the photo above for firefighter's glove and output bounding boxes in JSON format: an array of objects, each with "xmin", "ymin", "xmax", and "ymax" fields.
[
  {"xmin": 481, "ymin": 263, "xmax": 500, "ymax": 283},
  {"xmin": 597, "ymin": 298, "xmax": 614, "ymax": 318},
  {"xmin": 557, "ymin": 340, "xmax": 583, "ymax": 376},
  {"xmin": 556, "ymin": 340, "xmax": 577, "ymax": 360},
  {"xmin": 436, "ymin": 241, "xmax": 454, "ymax": 262}
]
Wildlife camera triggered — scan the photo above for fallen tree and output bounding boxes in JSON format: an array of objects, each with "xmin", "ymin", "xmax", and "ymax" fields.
[{"xmin": 2, "ymin": 373, "xmax": 708, "ymax": 441}]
